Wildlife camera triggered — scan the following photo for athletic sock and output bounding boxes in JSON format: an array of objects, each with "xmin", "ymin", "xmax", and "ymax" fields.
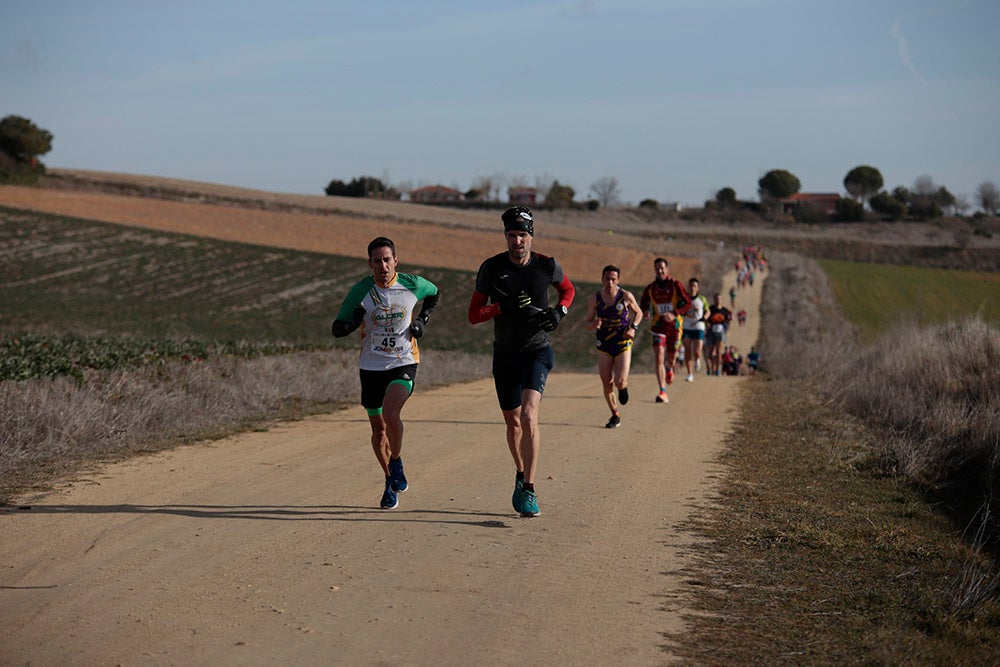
[
  {"xmin": 524, "ymin": 483, "xmax": 535, "ymax": 492},
  {"xmin": 516, "ymin": 470, "xmax": 525, "ymax": 481}
]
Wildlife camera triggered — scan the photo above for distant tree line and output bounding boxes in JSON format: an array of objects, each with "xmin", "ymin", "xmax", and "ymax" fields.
[
  {"xmin": 708, "ymin": 164, "xmax": 999, "ymax": 223},
  {"xmin": 5, "ymin": 114, "xmax": 996, "ymax": 221}
]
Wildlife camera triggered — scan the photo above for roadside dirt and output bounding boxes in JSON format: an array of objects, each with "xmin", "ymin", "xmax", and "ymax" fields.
[{"xmin": 0, "ymin": 184, "xmax": 762, "ymax": 664}]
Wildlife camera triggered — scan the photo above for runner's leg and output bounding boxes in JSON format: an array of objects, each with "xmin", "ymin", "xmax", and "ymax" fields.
[
  {"xmin": 517, "ymin": 388, "xmax": 543, "ymax": 485},
  {"xmin": 598, "ymin": 353, "xmax": 616, "ymax": 413}
]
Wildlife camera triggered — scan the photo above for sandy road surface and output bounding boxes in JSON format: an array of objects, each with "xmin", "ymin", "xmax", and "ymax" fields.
[{"xmin": 1, "ymin": 273, "xmax": 762, "ymax": 665}]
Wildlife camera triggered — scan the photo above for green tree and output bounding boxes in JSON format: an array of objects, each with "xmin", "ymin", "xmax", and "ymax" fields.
[
  {"xmin": 891, "ymin": 186, "xmax": 911, "ymax": 206},
  {"xmin": 715, "ymin": 187, "xmax": 737, "ymax": 206},
  {"xmin": 869, "ymin": 191, "xmax": 907, "ymax": 221},
  {"xmin": 758, "ymin": 169, "xmax": 801, "ymax": 200},
  {"xmin": 843, "ymin": 165, "xmax": 883, "ymax": 205},
  {"xmin": 0, "ymin": 115, "xmax": 53, "ymax": 184},
  {"xmin": 324, "ymin": 175, "xmax": 388, "ymax": 198},
  {"xmin": 638, "ymin": 198, "xmax": 659, "ymax": 210},
  {"xmin": 545, "ymin": 180, "xmax": 575, "ymax": 208},
  {"xmin": 833, "ymin": 198, "xmax": 865, "ymax": 222},
  {"xmin": 935, "ymin": 186, "xmax": 955, "ymax": 215},
  {"xmin": 0, "ymin": 115, "xmax": 53, "ymax": 162}
]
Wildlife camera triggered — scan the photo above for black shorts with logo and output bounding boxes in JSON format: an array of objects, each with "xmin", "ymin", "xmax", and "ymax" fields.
[{"xmin": 359, "ymin": 364, "xmax": 418, "ymax": 411}]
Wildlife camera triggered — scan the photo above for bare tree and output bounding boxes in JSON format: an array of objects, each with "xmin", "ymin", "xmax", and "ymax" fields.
[
  {"xmin": 976, "ymin": 181, "xmax": 1000, "ymax": 215},
  {"xmin": 508, "ymin": 174, "xmax": 530, "ymax": 189},
  {"xmin": 953, "ymin": 193, "xmax": 972, "ymax": 217},
  {"xmin": 590, "ymin": 176, "xmax": 621, "ymax": 208},
  {"xmin": 913, "ymin": 175, "xmax": 936, "ymax": 196},
  {"xmin": 533, "ymin": 173, "xmax": 555, "ymax": 204},
  {"xmin": 471, "ymin": 175, "xmax": 502, "ymax": 202}
]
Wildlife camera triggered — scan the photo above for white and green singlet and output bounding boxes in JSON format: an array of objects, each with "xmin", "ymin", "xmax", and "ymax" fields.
[{"xmin": 335, "ymin": 273, "xmax": 439, "ymax": 371}]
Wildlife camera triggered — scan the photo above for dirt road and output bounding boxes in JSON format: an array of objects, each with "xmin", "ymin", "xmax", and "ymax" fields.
[{"xmin": 0, "ymin": 271, "xmax": 760, "ymax": 665}]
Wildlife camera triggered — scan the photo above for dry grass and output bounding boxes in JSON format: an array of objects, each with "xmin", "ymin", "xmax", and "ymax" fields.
[
  {"xmin": 673, "ymin": 251, "xmax": 1000, "ymax": 662},
  {"xmin": 828, "ymin": 317, "xmax": 1000, "ymax": 495},
  {"xmin": 669, "ymin": 378, "xmax": 1000, "ymax": 665},
  {"xmin": 0, "ymin": 349, "xmax": 489, "ymax": 502}
]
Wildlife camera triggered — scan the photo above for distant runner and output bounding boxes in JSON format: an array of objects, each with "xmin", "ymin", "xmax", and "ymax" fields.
[
  {"xmin": 584, "ymin": 265, "xmax": 643, "ymax": 429},
  {"xmin": 705, "ymin": 292, "xmax": 732, "ymax": 377},
  {"xmin": 681, "ymin": 277, "xmax": 710, "ymax": 382},
  {"xmin": 639, "ymin": 257, "xmax": 690, "ymax": 403}
]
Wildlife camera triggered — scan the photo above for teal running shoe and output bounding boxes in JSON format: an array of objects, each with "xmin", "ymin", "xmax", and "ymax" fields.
[
  {"xmin": 520, "ymin": 489, "xmax": 540, "ymax": 517},
  {"xmin": 388, "ymin": 456, "xmax": 408, "ymax": 493},
  {"xmin": 512, "ymin": 476, "xmax": 525, "ymax": 512},
  {"xmin": 380, "ymin": 479, "xmax": 398, "ymax": 509}
]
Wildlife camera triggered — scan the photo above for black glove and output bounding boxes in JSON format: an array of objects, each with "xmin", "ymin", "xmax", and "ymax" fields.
[
  {"xmin": 535, "ymin": 306, "xmax": 564, "ymax": 332},
  {"xmin": 331, "ymin": 305, "xmax": 367, "ymax": 338},
  {"xmin": 501, "ymin": 291, "xmax": 534, "ymax": 314},
  {"xmin": 410, "ymin": 317, "xmax": 426, "ymax": 339}
]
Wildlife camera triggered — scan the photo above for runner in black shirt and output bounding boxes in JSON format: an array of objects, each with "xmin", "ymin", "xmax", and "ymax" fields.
[{"xmin": 468, "ymin": 206, "xmax": 575, "ymax": 517}]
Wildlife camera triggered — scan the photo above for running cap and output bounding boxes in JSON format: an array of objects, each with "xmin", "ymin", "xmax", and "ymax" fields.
[{"xmin": 502, "ymin": 206, "xmax": 534, "ymax": 236}]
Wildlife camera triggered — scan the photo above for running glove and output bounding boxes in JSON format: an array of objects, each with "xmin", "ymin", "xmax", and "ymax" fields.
[
  {"xmin": 535, "ymin": 306, "xmax": 563, "ymax": 332},
  {"xmin": 501, "ymin": 292, "xmax": 534, "ymax": 314},
  {"xmin": 410, "ymin": 317, "xmax": 426, "ymax": 339}
]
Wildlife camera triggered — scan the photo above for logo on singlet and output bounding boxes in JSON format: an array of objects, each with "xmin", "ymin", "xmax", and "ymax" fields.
[{"xmin": 373, "ymin": 305, "xmax": 406, "ymax": 327}]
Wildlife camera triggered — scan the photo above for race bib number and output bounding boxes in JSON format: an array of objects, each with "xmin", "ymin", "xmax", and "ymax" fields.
[
  {"xmin": 371, "ymin": 334, "xmax": 404, "ymax": 357},
  {"xmin": 711, "ymin": 323, "xmax": 725, "ymax": 334},
  {"xmin": 657, "ymin": 303, "xmax": 674, "ymax": 315}
]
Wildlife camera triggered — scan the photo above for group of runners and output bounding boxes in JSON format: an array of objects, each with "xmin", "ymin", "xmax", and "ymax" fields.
[{"xmin": 331, "ymin": 206, "xmax": 756, "ymax": 517}]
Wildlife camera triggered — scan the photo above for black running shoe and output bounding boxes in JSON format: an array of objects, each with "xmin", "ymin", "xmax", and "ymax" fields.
[
  {"xmin": 605, "ymin": 414, "xmax": 621, "ymax": 429},
  {"xmin": 618, "ymin": 387, "xmax": 629, "ymax": 405}
]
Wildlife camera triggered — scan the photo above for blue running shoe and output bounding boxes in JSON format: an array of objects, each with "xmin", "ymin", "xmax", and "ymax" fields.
[
  {"xmin": 388, "ymin": 456, "xmax": 408, "ymax": 493},
  {"xmin": 519, "ymin": 489, "xmax": 540, "ymax": 517},
  {"xmin": 512, "ymin": 476, "xmax": 525, "ymax": 512},
  {"xmin": 380, "ymin": 479, "xmax": 398, "ymax": 509}
]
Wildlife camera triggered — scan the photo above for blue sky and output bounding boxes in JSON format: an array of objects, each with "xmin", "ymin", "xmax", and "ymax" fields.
[{"xmin": 2, "ymin": 0, "xmax": 998, "ymax": 207}]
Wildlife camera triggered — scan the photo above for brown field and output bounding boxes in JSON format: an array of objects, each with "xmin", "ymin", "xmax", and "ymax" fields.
[{"xmin": 0, "ymin": 174, "xmax": 700, "ymax": 283}]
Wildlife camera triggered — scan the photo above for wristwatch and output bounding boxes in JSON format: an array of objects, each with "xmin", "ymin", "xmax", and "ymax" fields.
[{"xmin": 558, "ymin": 305, "xmax": 568, "ymax": 317}]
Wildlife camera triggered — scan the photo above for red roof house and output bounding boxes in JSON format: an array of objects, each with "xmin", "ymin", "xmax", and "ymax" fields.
[
  {"xmin": 781, "ymin": 193, "xmax": 841, "ymax": 214},
  {"xmin": 410, "ymin": 185, "xmax": 464, "ymax": 204}
]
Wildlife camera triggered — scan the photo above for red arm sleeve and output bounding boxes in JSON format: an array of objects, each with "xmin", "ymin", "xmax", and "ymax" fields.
[
  {"xmin": 674, "ymin": 280, "xmax": 692, "ymax": 316},
  {"xmin": 555, "ymin": 274, "xmax": 575, "ymax": 310},
  {"xmin": 638, "ymin": 286, "xmax": 651, "ymax": 313},
  {"xmin": 468, "ymin": 290, "xmax": 500, "ymax": 324}
]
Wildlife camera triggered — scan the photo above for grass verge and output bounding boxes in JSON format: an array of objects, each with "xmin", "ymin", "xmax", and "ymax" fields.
[
  {"xmin": 668, "ymin": 376, "xmax": 1000, "ymax": 664},
  {"xmin": 818, "ymin": 259, "xmax": 1000, "ymax": 342}
]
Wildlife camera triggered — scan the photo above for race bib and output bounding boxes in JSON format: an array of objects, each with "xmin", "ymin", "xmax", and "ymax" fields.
[
  {"xmin": 370, "ymin": 330, "xmax": 405, "ymax": 357},
  {"xmin": 658, "ymin": 303, "xmax": 674, "ymax": 315},
  {"xmin": 711, "ymin": 323, "xmax": 725, "ymax": 333}
]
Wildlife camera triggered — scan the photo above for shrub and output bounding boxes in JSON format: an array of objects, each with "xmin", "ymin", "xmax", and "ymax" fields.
[
  {"xmin": 870, "ymin": 191, "xmax": 907, "ymax": 221},
  {"xmin": 834, "ymin": 198, "xmax": 864, "ymax": 222},
  {"xmin": 792, "ymin": 203, "xmax": 829, "ymax": 223}
]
